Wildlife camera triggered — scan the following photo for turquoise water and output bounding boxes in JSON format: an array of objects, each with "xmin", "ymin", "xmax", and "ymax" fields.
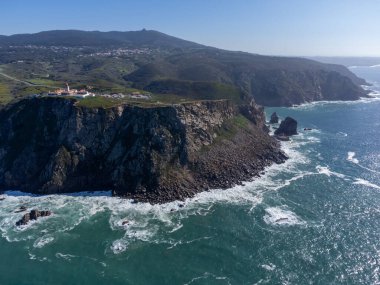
[{"xmin": 1, "ymin": 66, "xmax": 380, "ymax": 284}]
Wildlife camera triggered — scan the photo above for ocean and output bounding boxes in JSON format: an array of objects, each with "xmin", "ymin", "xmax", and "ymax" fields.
[{"xmin": 0, "ymin": 66, "xmax": 380, "ymax": 285}]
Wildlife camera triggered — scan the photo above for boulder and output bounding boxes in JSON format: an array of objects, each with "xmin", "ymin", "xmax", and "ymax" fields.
[
  {"xmin": 274, "ymin": 117, "xmax": 298, "ymax": 136},
  {"xmin": 269, "ymin": 112, "xmax": 279, "ymax": 124},
  {"xmin": 16, "ymin": 209, "xmax": 52, "ymax": 226}
]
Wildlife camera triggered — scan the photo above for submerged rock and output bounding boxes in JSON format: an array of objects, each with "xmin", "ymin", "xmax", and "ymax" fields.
[
  {"xmin": 269, "ymin": 112, "xmax": 279, "ymax": 124},
  {"xmin": 16, "ymin": 209, "xmax": 52, "ymax": 226},
  {"xmin": 14, "ymin": 206, "xmax": 27, "ymax": 213},
  {"xmin": 274, "ymin": 117, "xmax": 298, "ymax": 136}
]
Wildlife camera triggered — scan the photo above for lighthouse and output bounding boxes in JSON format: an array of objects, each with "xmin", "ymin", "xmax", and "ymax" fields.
[{"xmin": 66, "ymin": 82, "xmax": 70, "ymax": 92}]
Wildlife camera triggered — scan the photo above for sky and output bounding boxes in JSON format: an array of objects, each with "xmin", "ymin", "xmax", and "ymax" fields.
[{"xmin": 1, "ymin": 0, "xmax": 380, "ymax": 56}]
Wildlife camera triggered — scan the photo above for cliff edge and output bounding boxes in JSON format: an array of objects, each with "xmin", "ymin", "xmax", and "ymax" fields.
[{"xmin": 0, "ymin": 97, "xmax": 286, "ymax": 203}]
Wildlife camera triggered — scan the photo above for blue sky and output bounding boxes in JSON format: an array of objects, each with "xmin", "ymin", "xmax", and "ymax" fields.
[{"xmin": 1, "ymin": 0, "xmax": 380, "ymax": 56}]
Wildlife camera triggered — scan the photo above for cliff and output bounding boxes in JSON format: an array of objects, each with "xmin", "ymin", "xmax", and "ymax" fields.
[{"xmin": 0, "ymin": 97, "xmax": 286, "ymax": 203}]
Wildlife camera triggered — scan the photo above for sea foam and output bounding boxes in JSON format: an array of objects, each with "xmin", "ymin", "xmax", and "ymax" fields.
[{"xmin": 263, "ymin": 207, "xmax": 305, "ymax": 226}]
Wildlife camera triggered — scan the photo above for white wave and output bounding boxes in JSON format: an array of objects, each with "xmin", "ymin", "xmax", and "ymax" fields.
[
  {"xmin": 353, "ymin": 179, "xmax": 380, "ymax": 190},
  {"xmin": 316, "ymin": 165, "xmax": 347, "ymax": 179},
  {"xmin": 183, "ymin": 272, "xmax": 230, "ymax": 285},
  {"xmin": 261, "ymin": 263, "xmax": 276, "ymax": 271},
  {"xmin": 347, "ymin": 152, "xmax": 359, "ymax": 164},
  {"xmin": 369, "ymin": 64, "xmax": 380, "ymax": 68},
  {"xmin": 263, "ymin": 207, "xmax": 305, "ymax": 226},
  {"xmin": 291, "ymin": 94, "xmax": 380, "ymax": 110},
  {"xmin": 337, "ymin": 132, "xmax": 348, "ymax": 137},
  {"xmin": 33, "ymin": 235, "xmax": 54, "ymax": 248},
  {"xmin": 55, "ymin": 252, "xmax": 76, "ymax": 260}
]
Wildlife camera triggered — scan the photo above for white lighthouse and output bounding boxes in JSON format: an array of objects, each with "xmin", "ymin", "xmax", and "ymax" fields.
[{"xmin": 66, "ymin": 82, "xmax": 70, "ymax": 92}]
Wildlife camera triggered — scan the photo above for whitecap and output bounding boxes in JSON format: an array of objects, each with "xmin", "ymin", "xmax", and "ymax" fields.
[
  {"xmin": 33, "ymin": 236, "xmax": 54, "ymax": 248},
  {"xmin": 316, "ymin": 165, "xmax": 347, "ymax": 179},
  {"xmin": 261, "ymin": 263, "xmax": 276, "ymax": 271},
  {"xmin": 353, "ymin": 179, "xmax": 380, "ymax": 190},
  {"xmin": 263, "ymin": 207, "xmax": 305, "ymax": 226},
  {"xmin": 347, "ymin": 152, "xmax": 359, "ymax": 164},
  {"xmin": 55, "ymin": 252, "xmax": 76, "ymax": 260},
  {"xmin": 111, "ymin": 239, "xmax": 128, "ymax": 254}
]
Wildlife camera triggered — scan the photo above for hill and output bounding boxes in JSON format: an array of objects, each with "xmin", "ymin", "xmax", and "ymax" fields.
[{"xmin": 0, "ymin": 30, "xmax": 368, "ymax": 106}]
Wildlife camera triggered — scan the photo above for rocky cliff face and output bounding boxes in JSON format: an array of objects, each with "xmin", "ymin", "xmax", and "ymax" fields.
[
  {"xmin": 249, "ymin": 69, "xmax": 368, "ymax": 107},
  {"xmin": 0, "ymin": 97, "xmax": 286, "ymax": 203}
]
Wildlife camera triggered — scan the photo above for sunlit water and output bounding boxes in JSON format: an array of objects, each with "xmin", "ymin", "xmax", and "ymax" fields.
[{"xmin": 1, "ymin": 66, "xmax": 380, "ymax": 284}]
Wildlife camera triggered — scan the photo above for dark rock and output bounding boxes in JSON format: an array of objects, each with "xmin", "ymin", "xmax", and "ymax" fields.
[
  {"xmin": 304, "ymin": 128, "xmax": 313, "ymax": 131},
  {"xmin": 122, "ymin": 220, "xmax": 129, "ymax": 226},
  {"xmin": 0, "ymin": 197, "xmax": 5, "ymax": 201},
  {"xmin": 274, "ymin": 117, "xmax": 298, "ymax": 136},
  {"xmin": 16, "ymin": 209, "xmax": 52, "ymax": 226},
  {"xmin": 269, "ymin": 112, "xmax": 279, "ymax": 124},
  {"xmin": 275, "ymin": 135, "xmax": 290, "ymax": 141},
  {"xmin": 16, "ymin": 213, "xmax": 30, "ymax": 226}
]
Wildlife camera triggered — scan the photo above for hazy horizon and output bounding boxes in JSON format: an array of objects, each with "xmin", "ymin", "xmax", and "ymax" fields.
[{"xmin": 1, "ymin": 0, "xmax": 380, "ymax": 57}]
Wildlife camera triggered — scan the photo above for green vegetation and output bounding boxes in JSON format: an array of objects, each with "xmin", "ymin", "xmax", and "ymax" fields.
[
  {"xmin": 145, "ymin": 80, "xmax": 245, "ymax": 104},
  {"xmin": 27, "ymin": 78, "xmax": 62, "ymax": 87},
  {"xmin": 0, "ymin": 81, "xmax": 11, "ymax": 104}
]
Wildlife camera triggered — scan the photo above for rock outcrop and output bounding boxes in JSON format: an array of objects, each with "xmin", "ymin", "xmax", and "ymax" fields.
[
  {"xmin": 274, "ymin": 117, "xmax": 298, "ymax": 136},
  {"xmin": 16, "ymin": 209, "xmax": 52, "ymax": 226},
  {"xmin": 269, "ymin": 112, "xmax": 279, "ymax": 124},
  {"xmin": 0, "ymin": 97, "xmax": 287, "ymax": 203}
]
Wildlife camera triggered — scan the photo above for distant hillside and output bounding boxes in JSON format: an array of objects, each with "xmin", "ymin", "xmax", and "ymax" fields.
[
  {"xmin": 0, "ymin": 29, "xmax": 203, "ymax": 49},
  {"xmin": 308, "ymin": 57, "xmax": 380, "ymax": 67},
  {"xmin": 125, "ymin": 49, "xmax": 368, "ymax": 106},
  {"xmin": 0, "ymin": 30, "xmax": 368, "ymax": 106}
]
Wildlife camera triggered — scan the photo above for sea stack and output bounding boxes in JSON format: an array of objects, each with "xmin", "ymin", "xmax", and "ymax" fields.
[
  {"xmin": 274, "ymin": 117, "xmax": 298, "ymax": 136},
  {"xmin": 269, "ymin": 112, "xmax": 279, "ymax": 124},
  {"xmin": 16, "ymin": 210, "xmax": 52, "ymax": 226}
]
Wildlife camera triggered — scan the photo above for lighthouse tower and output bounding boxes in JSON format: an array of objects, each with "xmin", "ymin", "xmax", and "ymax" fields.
[{"xmin": 66, "ymin": 83, "xmax": 70, "ymax": 92}]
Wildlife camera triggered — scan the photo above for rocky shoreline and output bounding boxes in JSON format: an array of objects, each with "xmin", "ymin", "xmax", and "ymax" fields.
[{"xmin": 0, "ymin": 97, "xmax": 287, "ymax": 204}]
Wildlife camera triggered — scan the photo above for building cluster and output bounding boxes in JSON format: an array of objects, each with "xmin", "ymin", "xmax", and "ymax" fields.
[
  {"xmin": 78, "ymin": 48, "xmax": 152, "ymax": 58},
  {"xmin": 48, "ymin": 83, "xmax": 95, "ymax": 98}
]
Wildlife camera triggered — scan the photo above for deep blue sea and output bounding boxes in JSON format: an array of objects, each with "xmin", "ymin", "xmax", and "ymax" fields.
[{"xmin": 1, "ymin": 66, "xmax": 380, "ymax": 285}]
